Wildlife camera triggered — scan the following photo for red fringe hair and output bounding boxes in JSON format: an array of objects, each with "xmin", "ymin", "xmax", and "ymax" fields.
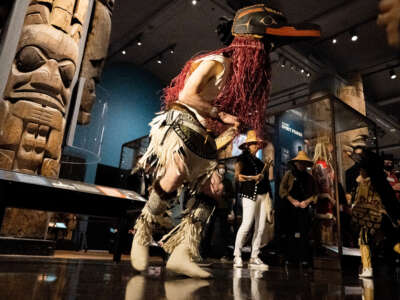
[{"xmin": 163, "ymin": 36, "xmax": 271, "ymax": 134}]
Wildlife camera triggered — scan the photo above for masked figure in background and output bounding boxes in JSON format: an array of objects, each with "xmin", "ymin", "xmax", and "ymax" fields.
[
  {"xmin": 312, "ymin": 142, "xmax": 336, "ymax": 245},
  {"xmin": 279, "ymin": 151, "xmax": 318, "ymax": 267},
  {"xmin": 348, "ymin": 138, "xmax": 400, "ymax": 277},
  {"xmin": 233, "ymin": 130, "xmax": 272, "ymax": 270},
  {"xmin": 130, "ymin": 4, "xmax": 321, "ymax": 278}
]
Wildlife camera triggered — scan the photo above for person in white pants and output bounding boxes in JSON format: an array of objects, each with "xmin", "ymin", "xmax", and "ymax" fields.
[{"xmin": 233, "ymin": 130, "xmax": 272, "ymax": 270}]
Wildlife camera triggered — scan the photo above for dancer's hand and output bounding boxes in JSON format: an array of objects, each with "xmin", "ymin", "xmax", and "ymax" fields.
[{"xmin": 218, "ymin": 111, "xmax": 240, "ymax": 127}]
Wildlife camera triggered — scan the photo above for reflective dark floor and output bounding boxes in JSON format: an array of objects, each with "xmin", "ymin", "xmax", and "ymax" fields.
[{"xmin": 0, "ymin": 255, "xmax": 399, "ymax": 300}]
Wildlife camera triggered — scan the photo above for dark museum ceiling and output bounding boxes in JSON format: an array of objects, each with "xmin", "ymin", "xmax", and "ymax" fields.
[{"xmin": 106, "ymin": 0, "xmax": 400, "ymax": 151}]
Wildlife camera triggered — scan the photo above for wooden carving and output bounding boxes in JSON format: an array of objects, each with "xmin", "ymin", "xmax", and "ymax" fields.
[
  {"xmin": 0, "ymin": 0, "xmax": 90, "ymax": 238},
  {"xmin": 78, "ymin": 0, "xmax": 114, "ymax": 125}
]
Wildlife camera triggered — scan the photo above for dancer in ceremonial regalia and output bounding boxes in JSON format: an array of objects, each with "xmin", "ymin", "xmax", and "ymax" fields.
[{"xmin": 130, "ymin": 4, "xmax": 321, "ymax": 278}]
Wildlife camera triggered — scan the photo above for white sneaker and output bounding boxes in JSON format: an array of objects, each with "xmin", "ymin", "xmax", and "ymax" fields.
[
  {"xmin": 248, "ymin": 258, "xmax": 269, "ymax": 270},
  {"xmin": 233, "ymin": 257, "xmax": 243, "ymax": 268},
  {"xmin": 359, "ymin": 267, "xmax": 373, "ymax": 278}
]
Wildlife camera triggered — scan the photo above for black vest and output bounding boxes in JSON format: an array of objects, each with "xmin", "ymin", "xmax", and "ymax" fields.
[{"xmin": 238, "ymin": 152, "xmax": 270, "ymax": 200}]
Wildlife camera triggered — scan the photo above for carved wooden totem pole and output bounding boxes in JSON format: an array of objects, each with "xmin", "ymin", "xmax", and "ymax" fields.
[
  {"xmin": 79, "ymin": 0, "xmax": 114, "ymax": 125},
  {"xmin": 0, "ymin": 0, "xmax": 114, "ymax": 238},
  {"xmin": 338, "ymin": 73, "xmax": 368, "ymax": 173}
]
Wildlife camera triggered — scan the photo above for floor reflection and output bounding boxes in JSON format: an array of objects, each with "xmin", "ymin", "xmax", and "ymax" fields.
[
  {"xmin": 0, "ymin": 255, "xmax": 399, "ymax": 300},
  {"xmin": 233, "ymin": 268, "xmax": 270, "ymax": 300}
]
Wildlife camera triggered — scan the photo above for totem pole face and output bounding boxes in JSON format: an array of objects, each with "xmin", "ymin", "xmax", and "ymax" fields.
[
  {"xmin": 4, "ymin": 24, "xmax": 79, "ymax": 114},
  {"xmin": 0, "ymin": 0, "xmax": 89, "ymax": 176},
  {"xmin": 0, "ymin": 0, "xmax": 90, "ymax": 238}
]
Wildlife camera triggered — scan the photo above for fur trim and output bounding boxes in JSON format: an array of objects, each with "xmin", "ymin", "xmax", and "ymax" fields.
[{"xmin": 133, "ymin": 207, "xmax": 157, "ymax": 246}]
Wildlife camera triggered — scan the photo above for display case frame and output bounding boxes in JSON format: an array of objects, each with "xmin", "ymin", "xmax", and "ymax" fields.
[{"xmin": 269, "ymin": 92, "xmax": 378, "ymax": 259}]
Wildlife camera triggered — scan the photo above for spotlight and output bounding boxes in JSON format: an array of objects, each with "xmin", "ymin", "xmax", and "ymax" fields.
[
  {"xmin": 156, "ymin": 56, "xmax": 163, "ymax": 64},
  {"xmin": 306, "ymin": 72, "xmax": 311, "ymax": 78},
  {"xmin": 280, "ymin": 59, "xmax": 286, "ymax": 68},
  {"xmin": 350, "ymin": 29, "xmax": 358, "ymax": 42},
  {"xmin": 136, "ymin": 33, "xmax": 143, "ymax": 46},
  {"xmin": 300, "ymin": 68, "xmax": 305, "ymax": 74},
  {"xmin": 192, "ymin": 0, "xmax": 197, "ymax": 5},
  {"xmin": 390, "ymin": 69, "xmax": 397, "ymax": 80},
  {"xmin": 169, "ymin": 44, "xmax": 176, "ymax": 54},
  {"xmin": 121, "ymin": 50, "xmax": 126, "ymax": 55},
  {"xmin": 332, "ymin": 37, "xmax": 337, "ymax": 44}
]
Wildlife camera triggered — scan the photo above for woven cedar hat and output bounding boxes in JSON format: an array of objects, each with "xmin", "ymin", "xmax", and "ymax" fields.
[
  {"xmin": 350, "ymin": 134, "xmax": 368, "ymax": 149},
  {"xmin": 290, "ymin": 151, "xmax": 313, "ymax": 165},
  {"xmin": 232, "ymin": 4, "xmax": 321, "ymax": 47},
  {"xmin": 239, "ymin": 130, "xmax": 267, "ymax": 150}
]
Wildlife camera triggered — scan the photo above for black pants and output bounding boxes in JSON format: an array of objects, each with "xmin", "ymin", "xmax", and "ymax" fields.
[
  {"xmin": 287, "ymin": 206, "xmax": 312, "ymax": 263},
  {"xmin": 202, "ymin": 208, "xmax": 231, "ymax": 258}
]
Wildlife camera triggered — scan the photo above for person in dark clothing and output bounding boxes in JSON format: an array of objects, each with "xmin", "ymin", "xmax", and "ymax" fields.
[
  {"xmin": 202, "ymin": 162, "xmax": 235, "ymax": 260},
  {"xmin": 279, "ymin": 151, "xmax": 318, "ymax": 266}
]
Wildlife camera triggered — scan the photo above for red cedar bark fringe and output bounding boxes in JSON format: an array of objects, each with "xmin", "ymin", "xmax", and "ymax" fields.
[{"xmin": 163, "ymin": 36, "xmax": 271, "ymax": 135}]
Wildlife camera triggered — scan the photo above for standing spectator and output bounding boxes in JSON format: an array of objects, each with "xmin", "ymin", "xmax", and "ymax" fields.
[
  {"xmin": 279, "ymin": 151, "xmax": 317, "ymax": 267},
  {"xmin": 233, "ymin": 130, "xmax": 272, "ymax": 270}
]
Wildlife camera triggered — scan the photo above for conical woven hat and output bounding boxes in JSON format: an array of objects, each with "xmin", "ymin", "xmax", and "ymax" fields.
[
  {"xmin": 290, "ymin": 151, "xmax": 313, "ymax": 165},
  {"xmin": 239, "ymin": 130, "xmax": 267, "ymax": 150}
]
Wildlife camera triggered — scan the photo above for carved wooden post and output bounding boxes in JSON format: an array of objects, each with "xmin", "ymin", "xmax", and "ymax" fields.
[
  {"xmin": 337, "ymin": 73, "xmax": 369, "ymax": 173},
  {"xmin": 0, "ymin": 0, "xmax": 92, "ymax": 238},
  {"xmin": 78, "ymin": 0, "xmax": 114, "ymax": 125}
]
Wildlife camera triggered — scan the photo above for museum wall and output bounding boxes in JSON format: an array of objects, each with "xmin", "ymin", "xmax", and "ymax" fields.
[{"xmin": 75, "ymin": 62, "xmax": 163, "ymax": 182}]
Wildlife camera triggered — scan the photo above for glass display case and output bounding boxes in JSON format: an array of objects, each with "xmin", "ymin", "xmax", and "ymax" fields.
[{"xmin": 271, "ymin": 93, "xmax": 378, "ymax": 258}]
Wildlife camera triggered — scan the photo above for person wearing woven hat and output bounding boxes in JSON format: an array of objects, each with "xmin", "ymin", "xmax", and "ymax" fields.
[
  {"xmin": 279, "ymin": 151, "xmax": 318, "ymax": 267},
  {"xmin": 233, "ymin": 130, "xmax": 272, "ymax": 269},
  {"xmin": 130, "ymin": 4, "xmax": 321, "ymax": 278}
]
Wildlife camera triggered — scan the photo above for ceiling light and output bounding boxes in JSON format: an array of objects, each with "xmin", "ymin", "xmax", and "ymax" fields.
[
  {"xmin": 136, "ymin": 33, "xmax": 143, "ymax": 46},
  {"xmin": 300, "ymin": 69, "xmax": 305, "ymax": 74},
  {"xmin": 169, "ymin": 44, "xmax": 176, "ymax": 54},
  {"xmin": 156, "ymin": 57, "xmax": 163, "ymax": 64},
  {"xmin": 280, "ymin": 59, "xmax": 286, "ymax": 68},
  {"xmin": 192, "ymin": 0, "xmax": 197, "ymax": 5},
  {"xmin": 390, "ymin": 69, "xmax": 397, "ymax": 80},
  {"xmin": 350, "ymin": 29, "xmax": 358, "ymax": 42},
  {"xmin": 121, "ymin": 50, "xmax": 126, "ymax": 55},
  {"xmin": 332, "ymin": 37, "xmax": 337, "ymax": 44},
  {"xmin": 306, "ymin": 72, "xmax": 311, "ymax": 77}
]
